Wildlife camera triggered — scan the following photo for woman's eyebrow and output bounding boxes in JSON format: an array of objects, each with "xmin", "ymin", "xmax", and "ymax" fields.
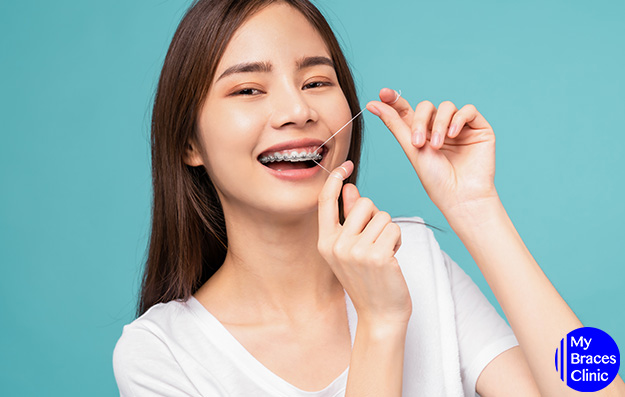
[
  {"xmin": 216, "ymin": 56, "xmax": 334, "ymax": 82},
  {"xmin": 295, "ymin": 56, "xmax": 335, "ymax": 70},
  {"xmin": 217, "ymin": 61, "xmax": 272, "ymax": 82}
]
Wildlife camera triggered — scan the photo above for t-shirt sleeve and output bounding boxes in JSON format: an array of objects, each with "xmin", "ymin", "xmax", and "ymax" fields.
[
  {"xmin": 441, "ymin": 250, "xmax": 519, "ymax": 397},
  {"xmin": 113, "ymin": 325, "xmax": 219, "ymax": 397}
]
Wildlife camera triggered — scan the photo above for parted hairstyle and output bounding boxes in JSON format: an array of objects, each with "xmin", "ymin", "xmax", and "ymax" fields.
[{"xmin": 137, "ymin": 0, "xmax": 363, "ymax": 317}]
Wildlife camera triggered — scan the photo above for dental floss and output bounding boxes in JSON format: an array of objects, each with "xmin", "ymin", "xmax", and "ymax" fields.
[
  {"xmin": 311, "ymin": 107, "xmax": 365, "ymax": 174},
  {"xmin": 389, "ymin": 89, "xmax": 402, "ymax": 105},
  {"xmin": 311, "ymin": 90, "xmax": 402, "ymax": 174}
]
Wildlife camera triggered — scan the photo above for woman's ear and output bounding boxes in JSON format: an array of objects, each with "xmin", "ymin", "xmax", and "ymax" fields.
[{"xmin": 183, "ymin": 140, "xmax": 204, "ymax": 167}]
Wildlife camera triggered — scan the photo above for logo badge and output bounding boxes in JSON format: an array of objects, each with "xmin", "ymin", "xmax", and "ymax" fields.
[{"xmin": 555, "ymin": 327, "xmax": 620, "ymax": 392}]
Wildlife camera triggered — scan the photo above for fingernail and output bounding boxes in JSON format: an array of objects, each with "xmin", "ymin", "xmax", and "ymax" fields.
[
  {"xmin": 413, "ymin": 131, "xmax": 424, "ymax": 146},
  {"xmin": 448, "ymin": 124, "xmax": 456, "ymax": 137},
  {"xmin": 431, "ymin": 134, "xmax": 441, "ymax": 147},
  {"xmin": 334, "ymin": 160, "xmax": 353, "ymax": 179},
  {"xmin": 368, "ymin": 105, "xmax": 381, "ymax": 116}
]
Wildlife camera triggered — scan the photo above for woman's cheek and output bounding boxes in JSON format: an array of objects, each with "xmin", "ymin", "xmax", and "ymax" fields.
[
  {"xmin": 222, "ymin": 107, "xmax": 261, "ymax": 139},
  {"xmin": 208, "ymin": 108, "xmax": 265, "ymax": 167},
  {"xmin": 327, "ymin": 96, "xmax": 353, "ymax": 145},
  {"xmin": 317, "ymin": 96, "xmax": 349, "ymax": 129}
]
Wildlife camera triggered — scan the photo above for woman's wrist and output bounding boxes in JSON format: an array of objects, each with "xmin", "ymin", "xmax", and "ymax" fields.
[
  {"xmin": 356, "ymin": 316, "xmax": 410, "ymax": 340},
  {"xmin": 347, "ymin": 313, "xmax": 408, "ymax": 397},
  {"xmin": 441, "ymin": 194, "xmax": 506, "ymax": 234}
]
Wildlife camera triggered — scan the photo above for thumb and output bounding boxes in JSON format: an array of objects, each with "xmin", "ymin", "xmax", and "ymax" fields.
[{"xmin": 341, "ymin": 183, "xmax": 360, "ymax": 219}]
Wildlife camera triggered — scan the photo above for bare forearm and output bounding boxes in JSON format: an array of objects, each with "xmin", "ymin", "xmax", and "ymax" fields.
[
  {"xmin": 345, "ymin": 321, "xmax": 407, "ymax": 397},
  {"xmin": 444, "ymin": 197, "xmax": 624, "ymax": 396}
]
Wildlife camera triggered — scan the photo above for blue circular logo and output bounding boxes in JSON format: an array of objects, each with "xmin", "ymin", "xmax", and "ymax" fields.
[{"xmin": 555, "ymin": 327, "xmax": 620, "ymax": 392}]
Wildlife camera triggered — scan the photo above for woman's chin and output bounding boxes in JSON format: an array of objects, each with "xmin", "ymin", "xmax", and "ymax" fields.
[
  {"xmin": 270, "ymin": 199, "xmax": 320, "ymax": 216},
  {"xmin": 257, "ymin": 194, "xmax": 321, "ymax": 219}
]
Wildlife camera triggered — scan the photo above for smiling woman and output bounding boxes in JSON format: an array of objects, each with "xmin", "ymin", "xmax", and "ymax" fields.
[
  {"xmin": 111, "ymin": 1, "xmax": 624, "ymax": 396},
  {"xmin": 185, "ymin": 7, "xmax": 353, "ymax": 199}
]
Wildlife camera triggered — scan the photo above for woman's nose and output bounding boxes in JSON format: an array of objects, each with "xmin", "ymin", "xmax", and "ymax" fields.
[{"xmin": 269, "ymin": 86, "xmax": 318, "ymax": 129}]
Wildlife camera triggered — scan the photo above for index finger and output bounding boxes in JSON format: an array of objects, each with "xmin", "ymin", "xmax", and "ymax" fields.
[{"xmin": 318, "ymin": 160, "xmax": 354, "ymax": 236}]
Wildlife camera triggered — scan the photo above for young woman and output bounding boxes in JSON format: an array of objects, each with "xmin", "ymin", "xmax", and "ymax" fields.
[{"xmin": 113, "ymin": 0, "xmax": 624, "ymax": 396}]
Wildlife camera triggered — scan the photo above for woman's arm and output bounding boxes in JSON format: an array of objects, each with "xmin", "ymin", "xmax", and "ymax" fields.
[
  {"xmin": 317, "ymin": 162, "xmax": 412, "ymax": 396},
  {"xmin": 345, "ymin": 320, "xmax": 408, "ymax": 397},
  {"xmin": 445, "ymin": 197, "xmax": 625, "ymax": 396},
  {"xmin": 366, "ymin": 88, "xmax": 624, "ymax": 396}
]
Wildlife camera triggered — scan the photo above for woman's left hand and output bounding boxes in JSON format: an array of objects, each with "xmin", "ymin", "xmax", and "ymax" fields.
[{"xmin": 366, "ymin": 88, "xmax": 500, "ymax": 215}]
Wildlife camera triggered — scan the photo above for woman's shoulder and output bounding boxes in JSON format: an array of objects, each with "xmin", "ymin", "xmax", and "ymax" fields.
[
  {"xmin": 113, "ymin": 299, "xmax": 194, "ymax": 375},
  {"xmin": 113, "ymin": 299, "xmax": 193, "ymax": 363},
  {"xmin": 112, "ymin": 298, "xmax": 223, "ymax": 395},
  {"xmin": 120, "ymin": 298, "xmax": 190, "ymax": 334}
]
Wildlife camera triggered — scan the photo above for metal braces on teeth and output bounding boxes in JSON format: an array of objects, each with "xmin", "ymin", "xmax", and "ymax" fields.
[{"xmin": 260, "ymin": 151, "xmax": 323, "ymax": 164}]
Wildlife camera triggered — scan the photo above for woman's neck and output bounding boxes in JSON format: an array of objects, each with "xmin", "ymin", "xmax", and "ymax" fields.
[{"xmin": 195, "ymin": 208, "xmax": 344, "ymax": 326}]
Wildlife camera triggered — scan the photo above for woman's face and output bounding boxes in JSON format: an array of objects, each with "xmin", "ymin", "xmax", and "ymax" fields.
[{"xmin": 187, "ymin": 3, "xmax": 352, "ymax": 219}]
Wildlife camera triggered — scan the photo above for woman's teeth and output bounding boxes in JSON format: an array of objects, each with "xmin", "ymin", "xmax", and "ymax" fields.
[{"xmin": 259, "ymin": 150, "xmax": 322, "ymax": 164}]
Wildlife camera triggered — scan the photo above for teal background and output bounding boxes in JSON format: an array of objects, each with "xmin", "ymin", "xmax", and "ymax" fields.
[{"xmin": 0, "ymin": 0, "xmax": 623, "ymax": 394}]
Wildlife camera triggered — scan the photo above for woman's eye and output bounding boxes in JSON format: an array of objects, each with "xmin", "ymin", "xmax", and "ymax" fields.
[
  {"xmin": 304, "ymin": 81, "xmax": 331, "ymax": 90},
  {"xmin": 233, "ymin": 88, "xmax": 261, "ymax": 96}
]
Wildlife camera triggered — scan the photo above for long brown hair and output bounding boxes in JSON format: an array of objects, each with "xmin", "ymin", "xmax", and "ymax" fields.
[{"xmin": 138, "ymin": 0, "xmax": 363, "ymax": 317}]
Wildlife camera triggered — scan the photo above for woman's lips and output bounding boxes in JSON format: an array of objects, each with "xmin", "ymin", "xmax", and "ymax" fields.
[
  {"xmin": 258, "ymin": 146, "xmax": 330, "ymax": 181},
  {"xmin": 260, "ymin": 162, "xmax": 323, "ymax": 180}
]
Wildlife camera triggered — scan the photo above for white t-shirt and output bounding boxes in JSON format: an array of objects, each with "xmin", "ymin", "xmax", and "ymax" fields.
[{"xmin": 113, "ymin": 217, "xmax": 518, "ymax": 396}]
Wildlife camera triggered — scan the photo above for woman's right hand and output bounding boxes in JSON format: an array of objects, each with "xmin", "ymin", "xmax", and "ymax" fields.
[{"xmin": 317, "ymin": 160, "xmax": 412, "ymax": 328}]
